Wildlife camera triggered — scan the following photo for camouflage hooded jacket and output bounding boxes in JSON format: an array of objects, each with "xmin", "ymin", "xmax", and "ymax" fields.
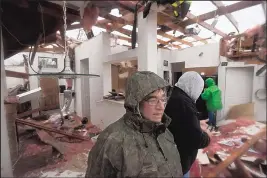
[{"xmin": 85, "ymin": 71, "xmax": 183, "ymax": 178}]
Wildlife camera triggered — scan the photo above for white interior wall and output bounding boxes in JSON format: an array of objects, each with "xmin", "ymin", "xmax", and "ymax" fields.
[
  {"xmin": 253, "ymin": 65, "xmax": 266, "ymax": 122},
  {"xmin": 218, "ymin": 61, "xmax": 266, "ymax": 122},
  {"xmin": 110, "ymin": 45, "xmax": 129, "ymax": 55},
  {"xmin": 75, "ymin": 33, "xmax": 124, "ymax": 129},
  {"xmin": 157, "ymin": 48, "xmax": 172, "ymax": 83},
  {"xmin": 5, "ymin": 66, "xmax": 25, "ymax": 89},
  {"xmin": 171, "ymin": 43, "xmax": 220, "ymax": 68},
  {"xmin": 5, "ymin": 52, "xmax": 65, "ymax": 89}
]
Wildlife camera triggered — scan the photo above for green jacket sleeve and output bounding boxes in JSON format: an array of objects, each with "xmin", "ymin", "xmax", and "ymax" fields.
[
  {"xmin": 201, "ymin": 88, "xmax": 211, "ymax": 101},
  {"xmin": 85, "ymin": 136, "xmax": 122, "ymax": 178}
]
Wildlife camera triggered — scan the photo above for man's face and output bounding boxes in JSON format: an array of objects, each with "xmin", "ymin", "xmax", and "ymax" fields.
[{"xmin": 140, "ymin": 89, "xmax": 167, "ymax": 123}]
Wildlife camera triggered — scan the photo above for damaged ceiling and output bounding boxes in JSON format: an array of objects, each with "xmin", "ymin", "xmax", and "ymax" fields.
[{"xmin": 1, "ymin": 1, "xmax": 266, "ymax": 59}]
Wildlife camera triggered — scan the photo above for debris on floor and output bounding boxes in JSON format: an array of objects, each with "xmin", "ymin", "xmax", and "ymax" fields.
[
  {"xmin": 40, "ymin": 170, "xmax": 85, "ymax": 177},
  {"xmin": 14, "ymin": 113, "xmax": 100, "ymax": 177},
  {"xmin": 192, "ymin": 117, "xmax": 267, "ymax": 177}
]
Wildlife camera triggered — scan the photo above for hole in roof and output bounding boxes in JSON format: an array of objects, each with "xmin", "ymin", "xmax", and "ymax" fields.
[
  {"xmin": 122, "ymin": 25, "xmax": 138, "ymax": 32},
  {"xmin": 189, "ymin": 1, "xmax": 217, "ymax": 16},
  {"xmin": 71, "ymin": 21, "xmax": 80, "ymax": 25},
  {"xmin": 192, "ymin": 41, "xmax": 204, "ymax": 46},
  {"xmin": 183, "ymin": 37, "xmax": 195, "ymax": 42},
  {"xmin": 172, "ymin": 41, "xmax": 182, "ymax": 45},
  {"xmin": 215, "ymin": 15, "xmax": 238, "ymax": 34},
  {"xmin": 231, "ymin": 4, "xmax": 266, "ymax": 33},
  {"xmin": 110, "ymin": 8, "xmax": 122, "ymax": 17},
  {"xmin": 180, "ymin": 44, "xmax": 190, "ymax": 49},
  {"xmin": 167, "ymin": 46, "xmax": 178, "ymax": 50},
  {"xmin": 221, "ymin": 1, "xmax": 240, "ymax": 6},
  {"xmin": 166, "ymin": 30, "xmax": 184, "ymax": 37},
  {"xmin": 157, "ymin": 35, "xmax": 170, "ymax": 42}
]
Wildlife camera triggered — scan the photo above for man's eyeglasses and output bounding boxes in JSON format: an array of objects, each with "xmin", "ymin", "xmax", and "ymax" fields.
[{"xmin": 145, "ymin": 98, "xmax": 167, "ymax": 106}]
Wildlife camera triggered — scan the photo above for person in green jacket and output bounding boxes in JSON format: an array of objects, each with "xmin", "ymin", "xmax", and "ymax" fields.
[{"xmin": 201, "ymin": 78, "xmax": 222, "ymax": 130}]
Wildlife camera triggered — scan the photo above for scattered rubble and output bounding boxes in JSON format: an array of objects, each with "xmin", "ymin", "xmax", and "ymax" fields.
[{"xmin": 14, "ymin": 113, "xmax": 99, "ymax": 177}]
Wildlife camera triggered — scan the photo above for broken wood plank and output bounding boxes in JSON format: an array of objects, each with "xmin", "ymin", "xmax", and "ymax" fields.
[
  {"xmin": 36, "ymin": 129, "xmax": 66, "ymax": 154},
  {"xmin": 5, "ymin": 70, "xmax": 29, "ymax": 79},
  {"xmin": 234, "ymin": 158, "xmax": 253, "ymax": 178},
  {"xmin": 16, "ymin": 119, "xmax": 91, "ymax": 141},
  {"xmin": 17, "ymin": 104, "xmax": 59, "ymax": 118},
  {"xmin": 205, "ymin": 126, "xmax": 266, "ymax": 178}
]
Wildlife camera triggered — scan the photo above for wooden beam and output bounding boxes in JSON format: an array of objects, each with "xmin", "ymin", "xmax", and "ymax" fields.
[
  {"xmin": 211, "ymin": 1, "xmax": 239, "ymax": 32},
  {"xmin": 115, "ymin": 1, "xmax": 198, "ymax": 45},
  {"xmin": 16, "ymin": 119, "xmax": 92, "ymax": 141},
  {"xmin": 205, "ymin": 126, "xmax": 266, "ymax": 178},
  {"xmin": 157, "ymin": 13, "xmax": 207, "ymax": 44},
  {"xmin": 158, "ymin": 31, "xmax": 193, "ymax": 47},
  {"xmin": 5, "ymin": 70, "xmax": 29, "ymax": 79},
  {"xmin": 181, "ymin": 1, "xmax": 263, "ymax": 27},
  {"xmin": 99, "ymin": 23, "xmax": 182, "ymax": 49},
  {"xmin": 186, "ymin": 12, "xmax": 227, "ymax": 37}
]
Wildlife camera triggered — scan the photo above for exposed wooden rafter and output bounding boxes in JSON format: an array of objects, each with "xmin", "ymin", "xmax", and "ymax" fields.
[
  {"xmin": 211, "ymin": 1, "xmax": 239, "ymax": 32},
  {"xmin": 186, "ymin": 12, "xmax": 227, "ymax": 37},
  {"xmin": 180, "ymin": 1, "xmax": 263, "ymax": 27}
]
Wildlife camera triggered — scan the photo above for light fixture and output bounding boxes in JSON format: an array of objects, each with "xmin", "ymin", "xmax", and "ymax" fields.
[
  {"xmin": 29, "ymin": 1, "xmax": 100, "ymax": 79},
  {"xmin": 201, "ymin": 72, "xmax": 205, "ymax": 75}
]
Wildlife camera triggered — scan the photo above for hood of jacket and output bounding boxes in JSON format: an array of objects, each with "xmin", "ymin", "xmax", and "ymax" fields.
[
  {"xmin": 175, "ymin": 71, "xmax": 204, "ymax": 102},
  {"xmin": 124, "ymin": 71, "xmax": 171, "ymax": 133},
  {"xmin": 205, "ymin": 78, "xmax": 215, "ymax": 87}
]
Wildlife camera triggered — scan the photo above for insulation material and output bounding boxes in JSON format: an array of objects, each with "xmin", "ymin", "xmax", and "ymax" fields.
[
  {"xmin": 39, "ymin": 78, "xmax": 60, "ymax": 110},
  {"xmin": 226, "ymin": 103, "xmax": 255, "ymax": 120}
]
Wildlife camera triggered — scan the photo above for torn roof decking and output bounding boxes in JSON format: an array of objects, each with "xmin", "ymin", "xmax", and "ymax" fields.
[{"xmin": 2, "ymin": 0, "xmax": 265, "ymax": 58}]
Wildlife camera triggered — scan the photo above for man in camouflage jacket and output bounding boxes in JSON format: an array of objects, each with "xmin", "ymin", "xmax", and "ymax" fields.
[{"xmin": 85, "ymin": 71, "xmax": 183, "ymax": 178}]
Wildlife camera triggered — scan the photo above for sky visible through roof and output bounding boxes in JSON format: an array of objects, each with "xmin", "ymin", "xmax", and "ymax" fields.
[
  {"xmin": 66, "ymin": 1, "xmax": 265, "ymax": 50},
  {"xmin": 5, "ymin": 1, "xmax": 266, "ymax": 65}
]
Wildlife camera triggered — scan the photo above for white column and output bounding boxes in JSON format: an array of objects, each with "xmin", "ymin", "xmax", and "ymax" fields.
[
  {"xmin": 1, "ymin": 27, "xmax": 14, "ymax": 177},
  {"xmin": 137, "ymin": 3, "xmax": 158, "ymax": 73}
]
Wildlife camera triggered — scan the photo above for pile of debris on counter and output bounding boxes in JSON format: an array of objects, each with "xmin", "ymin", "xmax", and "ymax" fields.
[
  {"xmin": 190, "ymin": 117, "xmax": 267, "ymax": 177},
  {"xmin": 103, "ymin": 90, "xmax": 125, "ymax": 101},
  {"xmin": 14, "ymin": 112, "xmax": 101, "ymax": 177}
]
